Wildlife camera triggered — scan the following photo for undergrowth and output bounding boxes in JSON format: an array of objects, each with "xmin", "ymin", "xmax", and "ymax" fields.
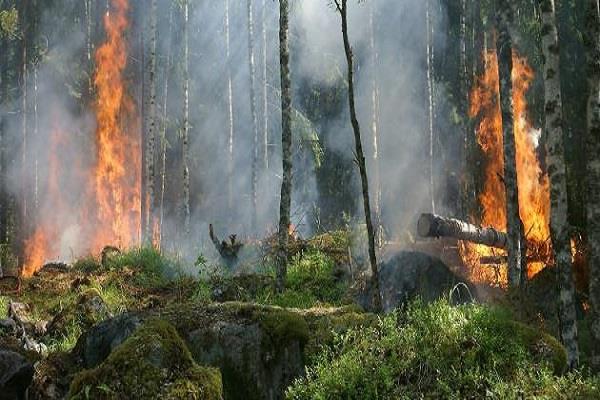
[{"xmin": 286, "ymin": 300, "xmax": 600, "ymax": 400}]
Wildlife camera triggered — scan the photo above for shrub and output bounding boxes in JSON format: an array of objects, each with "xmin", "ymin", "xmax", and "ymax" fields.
[
  {"xmin": 257, "ymin": 250, "xmax": 348, "ymax": 309},
  {"xmin": 286, "ymin": 300, "xmax": 598, "ymax": 400}
]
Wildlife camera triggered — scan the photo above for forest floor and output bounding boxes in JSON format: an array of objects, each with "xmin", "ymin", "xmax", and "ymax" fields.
[{"xmin": 0, "ymin": 230, "xmax": 599, "ymax": 399}]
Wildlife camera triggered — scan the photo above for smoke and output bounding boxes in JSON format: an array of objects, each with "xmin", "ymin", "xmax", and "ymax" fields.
[{"xmin": 2, "ymin": 0, "xmax": 453, "ymax": 268}]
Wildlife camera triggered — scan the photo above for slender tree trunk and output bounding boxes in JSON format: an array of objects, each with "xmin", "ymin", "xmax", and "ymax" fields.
[
  {"xmin": 369, "ymin": 2, "xmax": 383, "ymax": 246},
  {"xmin": 426, "ymin": 0, "xmax": 436, "ymax": 214},
  {"xmin": 225, "ymin": 0, "xmax": 235, "ymax": 213},
  {"xmin": 19, "ymin": 0, "xmax": 29, "ymax": 234},
  {"xmin": 33, "ymin": 60, "xmax": 38, "ymax": 216},
  {"xmin": 159, "ymin": 3, "xmax": 174, "ymax": 248},
  {"xmin": 585, "ymin": 0, "xmax": 600, "ymax": 373},
  {"xmin": 496, "ymin": 0, "xmax": 526, "ymax": 289},
  {"xmin": 262, "ymin": 0, "xmax": 269, "ymax": 171},
  {"xmin": 182, "ymin": 0, "xmax": 191, "ymax": 234},
  {"xmin": 276, "ymin": 0, "xmax": 292, "ymax": 293},
  {"xmin": 144, "ymin": 0, "xmax": 158, "ymax": 244},
  {"xmin": 0, "ymin": 27, "xmax": 7, "ymax": 246},
  {"xmin": 540, "ymin": 0, "xmax": 579, "ymax": 369},
  {"xmin": 335, "ymin": 0, "xmax": 382, "ymax": 312},
  {"xmin": 85, "ymin": 0, "xmax": 93, "ymax": 98},
  {"xmin": 247, "ymin": 0, "xmax": 259, "ymax": 232}
]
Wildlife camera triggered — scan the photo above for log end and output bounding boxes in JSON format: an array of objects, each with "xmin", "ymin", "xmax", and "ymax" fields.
[{"xmin": 417, "ymin": 213, "xmax": 436, "ymax": 238}]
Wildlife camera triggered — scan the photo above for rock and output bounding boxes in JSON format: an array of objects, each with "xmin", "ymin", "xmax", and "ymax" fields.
[
  {"xmin": 75, "ymin": 313, "xmax": 142, "ymax": 368},
  {"xmin": 0, "ymin": 350, "xmax": 34, "ymax": 400},
  {"xmin": 77, "ymin": 302, "xmax": 373, "ymax": 400},
  {"xmin": 0, "ymin": 318, "xmax": 16, "ymax": 335},
  {"xmin": 356, "ymin": 251, "xmax": 474, "ymax": 312},
  {"xmin": 69, "ymin": 320, "xmax": 223, "ymax": 400}
]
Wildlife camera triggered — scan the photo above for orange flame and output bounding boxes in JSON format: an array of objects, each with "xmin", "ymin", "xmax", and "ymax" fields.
[
  {"xmin": 22, "ymin": 0, "xmax": 140, "ymax": 276},
  {"xmin": 91, "ymin": 0, "xmax": 141, "ymax": 251},
  {"xmin": 460, "ymin": 51, "xmax": 551, "ymax": 286}
]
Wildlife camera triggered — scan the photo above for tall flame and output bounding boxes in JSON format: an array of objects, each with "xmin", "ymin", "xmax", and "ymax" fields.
[
  {"xmin": 91, "ymin": 0, "xmax": 141, "ymax": 251},
  {"xmin": 461, "ymin": 51, "xmax": 551, "ymax": 286},
  {"xmin": 22, "ymin": 0, "xmax": 140, "ymax": 276}
]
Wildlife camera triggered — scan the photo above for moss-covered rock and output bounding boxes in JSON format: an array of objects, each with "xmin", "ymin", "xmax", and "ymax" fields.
[
  {"xmin": 69, "ymin": 319, "xmax": 222, "ymax": 400},
  {"xmin": 78, "ymin": 302, "xmax": 372, "ymax": 400}
]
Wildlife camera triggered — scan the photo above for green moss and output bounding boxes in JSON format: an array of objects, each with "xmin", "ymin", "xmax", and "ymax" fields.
[
  {"xmin": 69, "ymin": 319, "xmax": 222, "ymax": 400},
  {"xmin": 257, "ymin": 309, "xmax": 310, "ymax": 348}
]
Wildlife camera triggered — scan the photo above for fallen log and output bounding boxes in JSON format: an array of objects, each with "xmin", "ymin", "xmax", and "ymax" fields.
[{"xmin": 417, "ymin": 213, "xmax": 508, "ymax": 249}]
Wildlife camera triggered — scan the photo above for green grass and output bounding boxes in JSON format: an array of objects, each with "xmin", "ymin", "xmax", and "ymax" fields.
[
  {"xmin": 286, "ymin": 300, "xmax": 599, "ymax": 400},
  {"xmin": 102, "ymin": 246, "xmax": 183, "ymax": 287},
  {"xmin": 0, "ymin": 295, "xmax": 8, "ymax": 319},
  {"xmin": 256, "ymin": 250, "xmax": 348, "ymax": 309}
]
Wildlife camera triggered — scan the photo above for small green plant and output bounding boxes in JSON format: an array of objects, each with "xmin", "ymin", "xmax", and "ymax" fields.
[{"xmin": 194, "ymin": 253, "xmax": 207, "ymax": 270}]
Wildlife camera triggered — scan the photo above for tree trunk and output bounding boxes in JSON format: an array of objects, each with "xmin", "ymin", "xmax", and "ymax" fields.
[
  {"xmin": 144, "ymin": 0, "xmax": 158, "ymax": 244},
  {"xmin": 585, "ymin": 0, "xmax": 600, "ymax": 373},
  {"xmin": 225, "ymin": 0, "xmax": 235, "ymax": 212},
  {"xmin": 85, "ymin": 0, "xmax": 93, "ymax": 99},
  {"xmin": 262, "ymin": 0, "xmax": 269, "ymax": 171},
  {"xmin": 19, "ymin": 0, "xmax": 29, "ymax": 234},
  {"xmin": 335, "ymin": 0, "xmax": 382, "ymax": 312},
  {"xmin": 275, "ymin": 0, "xmax": 292, "ymax": 293},
  {"xmin": 417, "ymin": 213, "xmax": 508, "ymax": 248},
  {"xmin": 369, "ymin": 2, "xmax": 383, "ymax": 246},
  {"xmin": 159, "ymin": 3, "xmax": 174, "ymax": 248},
  {"xmin": 182, "ymin": 0, "xmax": 191, "ymax": 234},
  {"xmin": 540, "ymin": 0, "xmax": 579, "ymax": 370},
  {"xmin": 426, "ymin": 0, "xmax": 436, "ymax": 214},
  {"xmin": 496, "ymin": 0, "xmax": 526, "ymax": 289},
  {"xmin": 247, "ymin": 0, "xmax": 259, "ymax": 232}
]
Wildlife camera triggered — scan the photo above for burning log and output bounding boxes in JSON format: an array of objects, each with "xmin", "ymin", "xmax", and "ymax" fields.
[
  {"xmin": 417, "ymin": 213, "xmax": 508, "ymax": 249},
  {"xmin": 209, "ymin": 224, "xmax": 243, "ymax": 266}
]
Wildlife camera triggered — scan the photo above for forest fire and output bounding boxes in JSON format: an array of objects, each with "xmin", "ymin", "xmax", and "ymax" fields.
[
  {"xmin": 22, "ymin": 0, "xmax": 140, "ymax": 276},
  {"xmin": 460, "ymin": 51, "xmax": 551, "ymax": 286},
  {"xmin": 90, "ymin": 0, "xmax": 141, "ymax": 252}
]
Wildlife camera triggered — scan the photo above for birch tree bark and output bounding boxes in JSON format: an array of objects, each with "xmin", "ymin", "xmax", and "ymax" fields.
[
  {"xmin": 225, "ymin": 0, "xmax": 235, "ymax": 212},
  {"xmin": 262, "ymin": 0, "xmax": 269, "ymax": 171},
  {"xmin": 182, "ymin": 0, "xmax": 191, "ymax": 234},
  {"xmin": 369, "ymin": 2, "xmax": 383, "ymax": 246},
  {"xmin": 334, "ymin": 0, "xmax": 382, "ymax": 312},
  {"xmin": 540, "ymin": 0, "xmax": 579, "ymax": 369},
  {"xmin": 159, "ymin": 3, "xmax": 174, "ymax": 248},
  {"xmin": 496, "ymin": 0, "xmax": 526, "ymax": 288},
  {"xmin": 585, "ymin": 0, "xmax": 600, "ymax": 373},
  {"xmin": 426, "ymin": 0, "xmax": 436, "ymax": 214},
  {"xmin": 19, "ymin": 0, "xmax": 29, "ymax": 231},
  {"xmin": 144, "ymin": 0, "xmax": 158, "ymax": 244},
  {"xmin": 275, "ymin": 0, "xmax": 292, "ymax": 293},
  {"xmin": 247, "ymin": 0, "xmax": 259, "ymax": 231}
]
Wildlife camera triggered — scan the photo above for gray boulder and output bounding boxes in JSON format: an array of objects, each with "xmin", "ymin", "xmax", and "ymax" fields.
[
  {"xmin": 358, "ymin": 251, "xmax": 473, "ymax": 312},
  {"xmin": 0, "ymin": 350, "xmax": 34, "ymax": 400}
]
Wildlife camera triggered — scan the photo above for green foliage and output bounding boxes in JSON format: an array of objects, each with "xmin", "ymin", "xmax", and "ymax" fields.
[
  {"xmin": 285, "ymin": 300, "xmax": 594, "ymax": 400},
  {"xmin": 294, "ymin": 108, "xmax": 324, "ymax": 169},
  {"xmin": 102, "ymin": 246, "xmax": 180, "ymax": 287},
  {"xmin": 257, "ymin": 250, "xmax": 348, "ymax": 309},
  {"xmin": 0, "ymin": 295, "xmax": 8, "ymax": 319},
  {"xmin": 0, "ymin": 7, "xmax": 18, "ymax": 39},
  {"xmin": 69, "ymin": 319, "xmax": 223, "ymax": 400}
]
